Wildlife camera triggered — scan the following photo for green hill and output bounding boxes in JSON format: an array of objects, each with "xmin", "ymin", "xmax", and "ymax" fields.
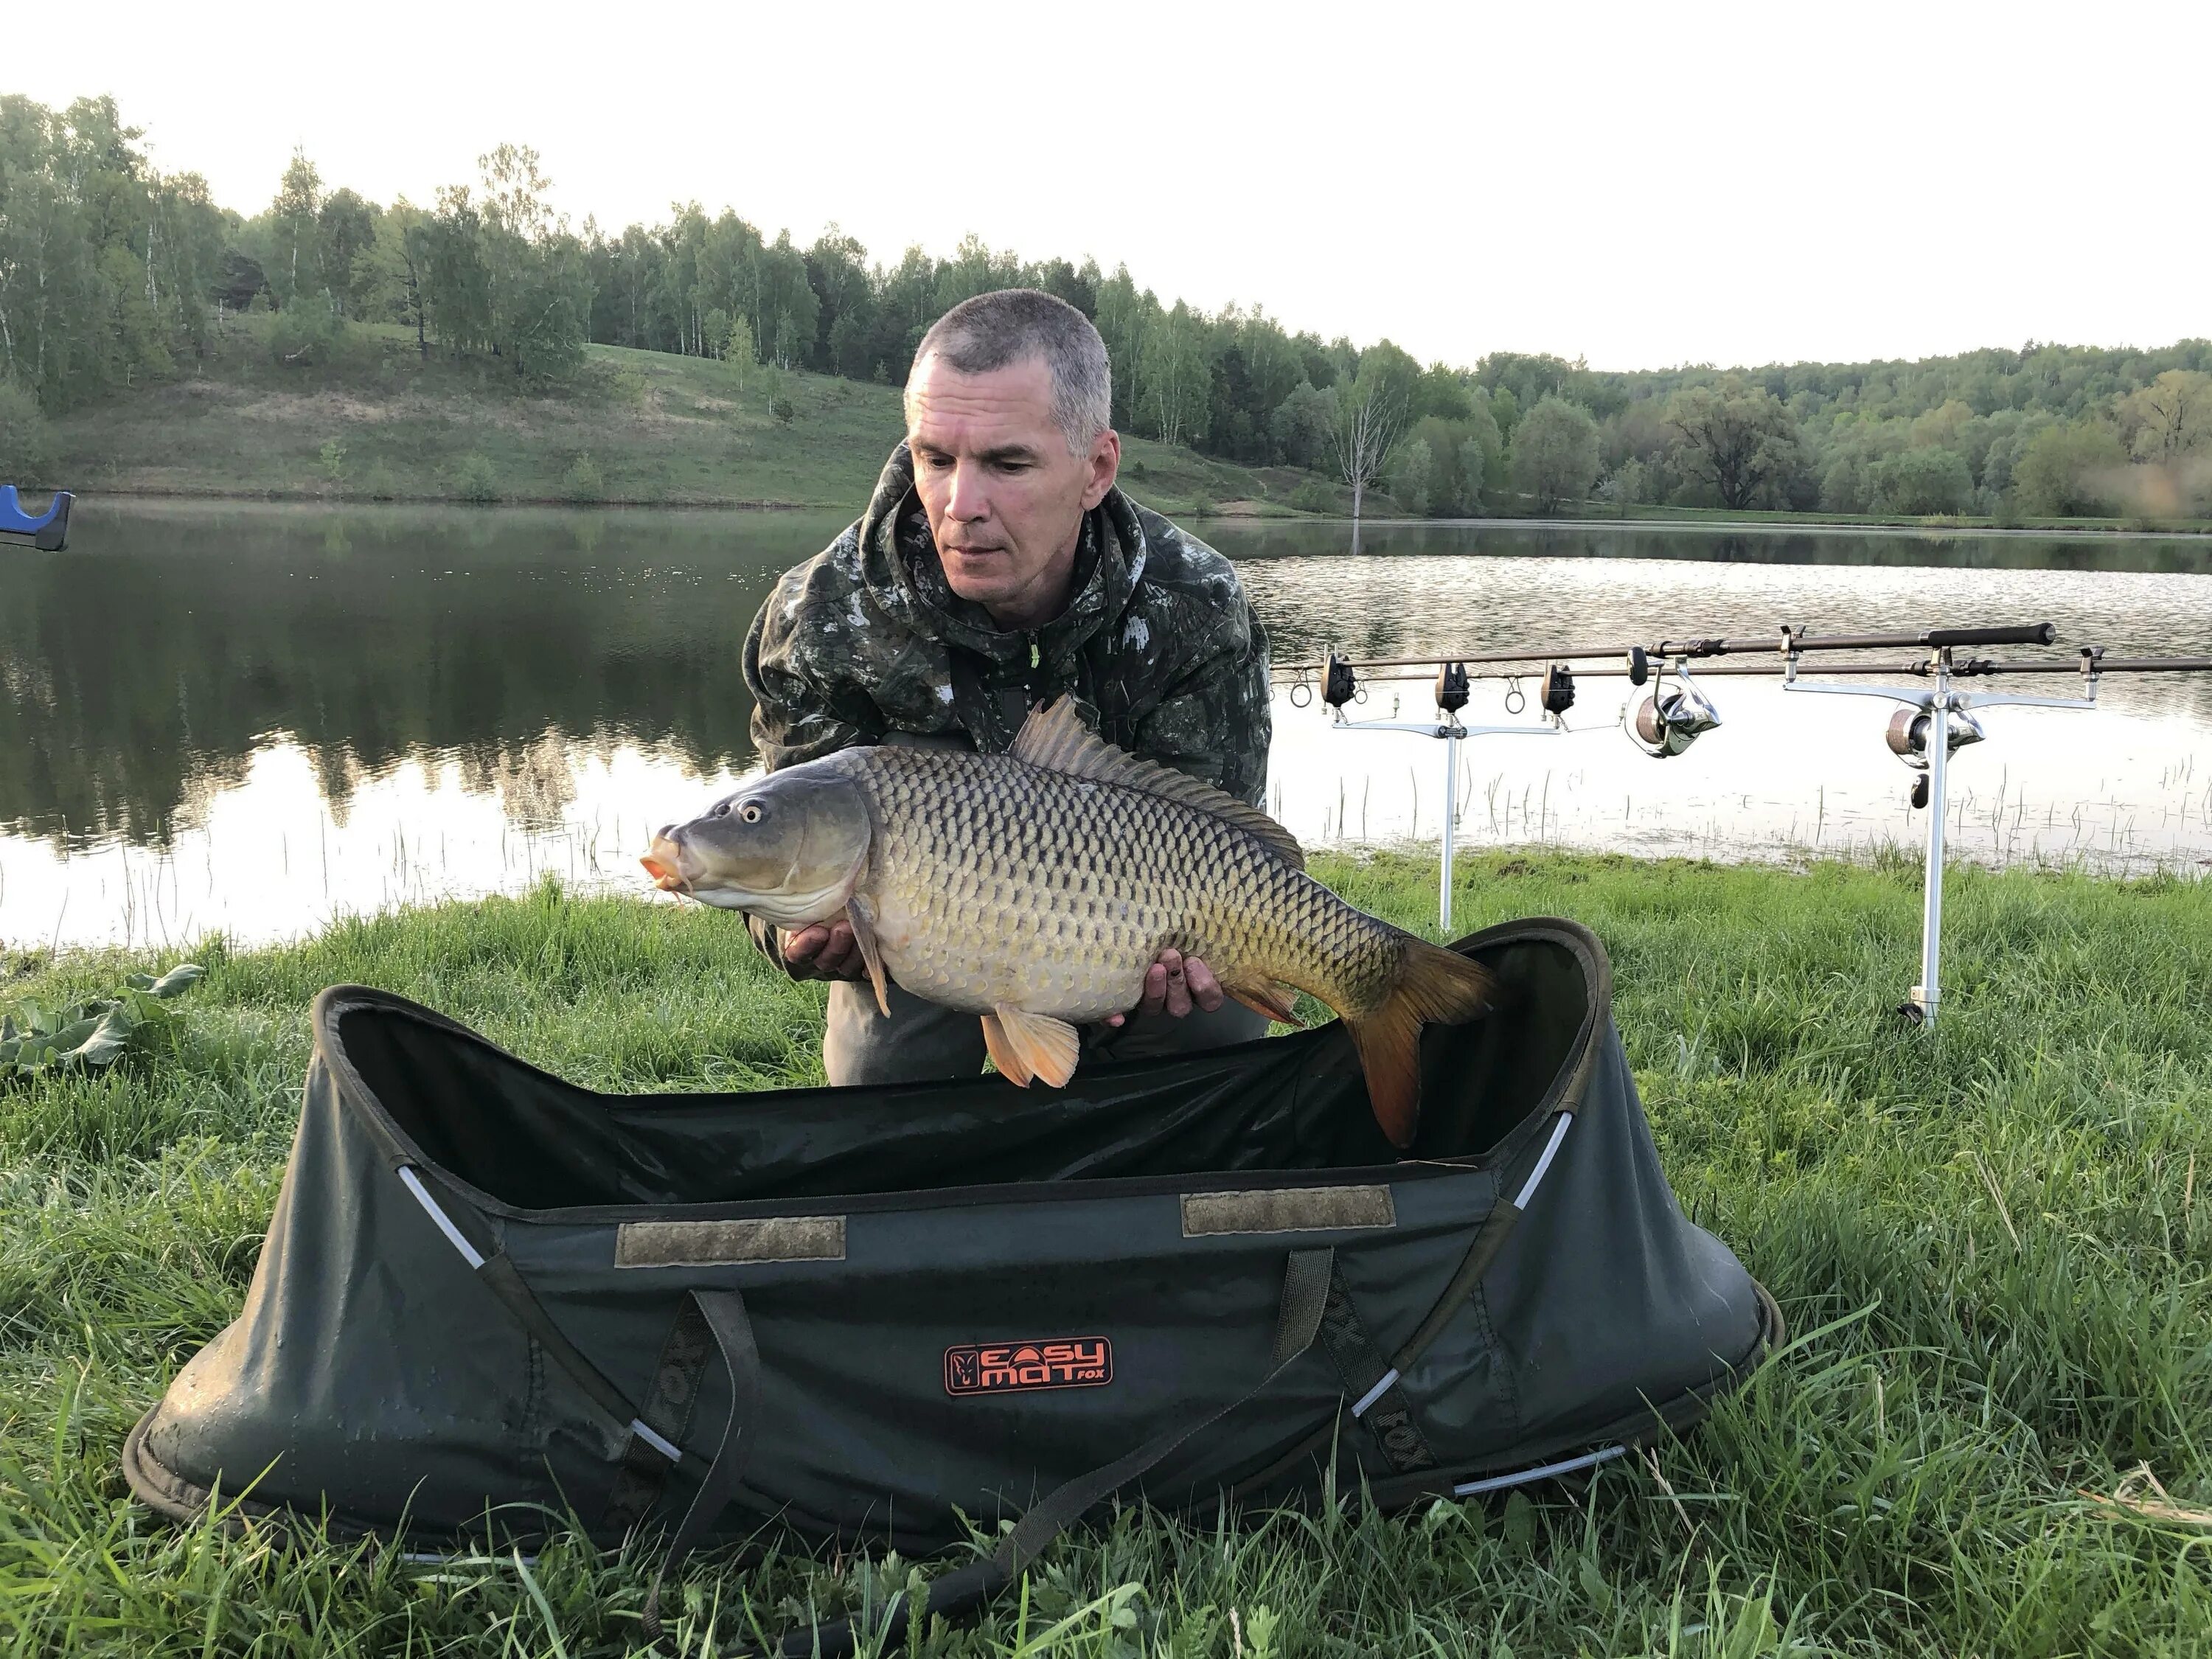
[{"xmin": 48, "ymin": 319, "xmax": 1329, "ymax": 516}]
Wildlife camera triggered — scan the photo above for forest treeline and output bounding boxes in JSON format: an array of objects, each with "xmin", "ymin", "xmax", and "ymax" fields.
[{"xmin": 5, "ymin": 92, "xmax": 2211, "ymax": 521}]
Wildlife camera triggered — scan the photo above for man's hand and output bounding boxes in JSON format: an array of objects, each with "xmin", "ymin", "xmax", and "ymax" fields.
[
  {"xmin": 1107, "ymin": 948, "xmax": 1224, "ymax": 1026},
  {"xmin": 779, "ymin": 920, "xmax": 869, "ymax": 982}
]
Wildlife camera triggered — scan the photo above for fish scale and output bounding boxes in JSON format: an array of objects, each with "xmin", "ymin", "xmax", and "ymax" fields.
[{"xmin": 844, "ymin": 745, "xmax": 1403, "ymax": 1025}]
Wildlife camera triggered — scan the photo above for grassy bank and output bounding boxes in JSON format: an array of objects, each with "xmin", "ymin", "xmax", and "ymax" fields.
[
  {"xmin": 3, "ymin": 849, "xmax": 2210, "ymax": 1653},
  {"xmin": 46, "ymin": 319, "xmax": 1321, "ymax": 518},
  {"xmin": 49, "ymin": 321, "xmax": 2212, "ymax": 537}
]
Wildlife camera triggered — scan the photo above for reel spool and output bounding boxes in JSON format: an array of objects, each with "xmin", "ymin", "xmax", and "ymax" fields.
[
  {"xmin": 1632, "ymin": 672, "xmax": 1722, "ymax": 759},
  {"xmin": 1886, "ymin": 706, "xmax": 1984, "ymax": 809},
  {"xmin": 1885, "ymin": 706, "xmax": 1986, "ymax": 768}
]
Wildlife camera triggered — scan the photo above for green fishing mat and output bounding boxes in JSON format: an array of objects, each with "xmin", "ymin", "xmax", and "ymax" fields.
[{"xmin": 125, "ymin": 915, "xmax": 1778, "ymax": 1651}]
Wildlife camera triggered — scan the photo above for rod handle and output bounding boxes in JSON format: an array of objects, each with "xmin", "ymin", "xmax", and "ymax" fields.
[{"xmin": 1924, "ymin": 622, "xmax": 2056, "ymax": 648}]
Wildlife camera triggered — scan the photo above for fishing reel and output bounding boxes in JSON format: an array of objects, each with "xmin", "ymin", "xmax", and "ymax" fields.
[
  {"xmin": 1630, "ymin": 661, "xmax": 1722, "ymax": 758},
  {"xmin": 1886, "ymin": 706, "xmax": 1985, "ymax": 809}
]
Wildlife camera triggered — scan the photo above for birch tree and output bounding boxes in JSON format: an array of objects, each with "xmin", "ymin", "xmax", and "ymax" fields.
[
  {"xmin": 1141, "ymin": 302, "xmax": 1213, "ymax": 449},
  {"xmin": 1332, "ymin": 380, "xmax": 1406, "ymax": 548}
]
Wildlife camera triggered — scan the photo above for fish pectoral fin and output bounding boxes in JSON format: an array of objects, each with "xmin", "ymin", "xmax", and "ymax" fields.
[
  {"xmin": 980, "ymin": 1012, "xmax": 1034, "ymax": 1086},
  {"xmin": 1222, "ymin": 976, "xmax": 1304, "ymax": 1027},
  {"xmin": 990, "ymin": 1005, "xmax": 1081, "ymax": 1090},
  {"xmin": 844, "ymin": 894, "xmax": 892, "ymax": 1019}
]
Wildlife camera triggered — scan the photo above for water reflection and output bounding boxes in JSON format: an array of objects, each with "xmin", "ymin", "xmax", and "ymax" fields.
[
  {"xmin": 4, "ymin": 503, "xmax": 2210, "ymax": 949},
  {"xmin": 1, "ymin": 501, "xmax": 845, "ymax": 846}
]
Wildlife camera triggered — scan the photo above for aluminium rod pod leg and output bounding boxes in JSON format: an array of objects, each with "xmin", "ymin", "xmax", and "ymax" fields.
[
  {"xmin": 1440, "ymin": 724, "xmax": 1459, "ymax": 933},
  {"xmin": 1907, "ymin": 696, "xmax": 1950, "ymax": 1028}
]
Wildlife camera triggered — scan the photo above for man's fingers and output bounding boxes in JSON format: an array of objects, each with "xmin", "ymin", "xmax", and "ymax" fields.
[
  {"xmin": 1135, "ymin": 961, "xmax": 1167, "ymax": 1018},
  {"xmin": 780, "ymin": 922, "xmax": 867, "ymax": 981},
  {"xmin": 815, "ymin": 920, "xmax": 866, "ymax": 980},
  {"xmin": 1185, "ymin": 956, "xmax": 1224, "ymax": 1013},
  {"xmin": 1124, "ymin": 950, "xmax": 1220, "ymax": 1023},
  {"xmin": 1162, "ymin": 950, "xmax": 1192, "ymax": 1018},
  {"xmin": 782, "ymin": 924, "xmax": 829, "ymax": 967}
]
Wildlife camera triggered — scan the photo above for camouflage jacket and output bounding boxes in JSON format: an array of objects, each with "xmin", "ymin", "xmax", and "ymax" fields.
[{"xmin": 743, "ymin": 444, "xmax": 1273, "ymax": 804}]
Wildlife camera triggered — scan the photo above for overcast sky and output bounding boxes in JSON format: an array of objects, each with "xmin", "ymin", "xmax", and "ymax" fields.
[{"xmin": 19, "ymin": 1, "xmax": 2205, "ymax": 372}]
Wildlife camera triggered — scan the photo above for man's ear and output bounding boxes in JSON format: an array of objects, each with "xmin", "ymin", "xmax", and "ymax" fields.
[{"xmin": 1081, "ymin": 429, "xmax": 1121, "ymax": 511}]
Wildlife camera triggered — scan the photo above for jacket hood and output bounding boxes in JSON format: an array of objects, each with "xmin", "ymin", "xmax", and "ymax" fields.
[{"xmin": 853, "ymin": 444, "xmax": 1145, "ymax": 672}]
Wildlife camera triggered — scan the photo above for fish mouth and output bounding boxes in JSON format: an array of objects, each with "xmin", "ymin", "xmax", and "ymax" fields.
[{"xmin": 641, "ymin": 835, "xmax": 689, "ymax": 893}]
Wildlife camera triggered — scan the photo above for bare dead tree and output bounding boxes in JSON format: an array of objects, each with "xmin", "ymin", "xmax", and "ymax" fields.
[{"xmin": 1333, "ymin": 385, "xmax": 1406, "ymax": 552}]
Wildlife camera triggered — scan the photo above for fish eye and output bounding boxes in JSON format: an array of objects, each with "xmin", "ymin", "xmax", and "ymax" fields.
[{"xmin": 740, "ymin": 802, "xmax": 764, "ymax": 823}]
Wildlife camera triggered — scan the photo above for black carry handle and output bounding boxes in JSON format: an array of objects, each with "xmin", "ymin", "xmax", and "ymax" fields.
[{"xmin": 723, "ymin": 1248, "xmax": 1336, "ymax": 1659}]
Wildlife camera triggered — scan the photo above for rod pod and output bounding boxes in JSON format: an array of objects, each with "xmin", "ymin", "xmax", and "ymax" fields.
[
  {"xmin": 1324, "ymin": 660, "xmax": 1568, "ymax": 932},
  {"xmin": 1782, "ymin": 642, "xmax": 2101, "ymax": 1026}
]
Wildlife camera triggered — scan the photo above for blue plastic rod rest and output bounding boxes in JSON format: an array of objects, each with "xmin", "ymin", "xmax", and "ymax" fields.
[{"xmin": 0, "ymin": 486, "xmax": 72, "ymax": 550}]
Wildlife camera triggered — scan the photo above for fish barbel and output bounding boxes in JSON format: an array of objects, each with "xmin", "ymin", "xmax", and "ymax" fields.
[{"xmin": 642, "ymin": 699, "xmax": 1492, "ymax": 1147}]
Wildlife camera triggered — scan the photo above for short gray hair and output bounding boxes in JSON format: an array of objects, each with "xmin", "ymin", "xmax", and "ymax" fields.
[{"xmin": 907, "ymin": 288, "xmax": 1113, "ymax": 456}]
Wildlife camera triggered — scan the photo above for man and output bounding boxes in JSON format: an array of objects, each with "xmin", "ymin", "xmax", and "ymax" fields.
[{"xmin": 742, "ymin": 288, "xmax": 1274, "ymax": 1085}]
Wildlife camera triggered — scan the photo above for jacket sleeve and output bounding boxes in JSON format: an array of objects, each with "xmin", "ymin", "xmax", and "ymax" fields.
[
  {"xmin": 742, "ymin": 566, "xmax": 873, "ymax": 773},
  {"xmin": 1130, "ymin": 601, "xmax": 1274, "ymax": 807},
  {"xmin": 740, "ymin": 560, "xmax": 870, "ymax": 973}
]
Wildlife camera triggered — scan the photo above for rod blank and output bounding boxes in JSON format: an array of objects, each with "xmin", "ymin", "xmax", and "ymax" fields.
[
  {"xmin": 1282, "ymin": 655, "xmax": 2212, "ymax": 688},
  {"xmin": 1279, "ymin": 620, "xmax": 2066, "ymax": 676}
]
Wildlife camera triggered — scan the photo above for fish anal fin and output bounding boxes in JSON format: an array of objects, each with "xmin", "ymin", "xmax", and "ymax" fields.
[
  {"xmin": 1343, "ymin": 940, "xmax": 1496, "ymax": 1150},
  {"xmin": 1222, "ymin": 975, "xmax": 1304, "ymax": 1027},
  {"xmin": 980, "ymin": 1013, "xmax": 1032, "ymax": 1086},
  {"xmin": 844, "ymin": 893, "xmax": 891, "ymax": 1018},
  {"xmin": 1009, "ymin": 698, "xmax": 1304, "ymax": 871},
  {"xmin": 991, "ymin": 1004, "xmax": 1081, "ymax": 1089}
]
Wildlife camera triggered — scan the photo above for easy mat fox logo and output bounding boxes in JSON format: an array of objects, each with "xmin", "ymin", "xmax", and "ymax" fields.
[{"xmin": 944, "ymin": 1338, "xmax": 1113, "ymax": 1396}]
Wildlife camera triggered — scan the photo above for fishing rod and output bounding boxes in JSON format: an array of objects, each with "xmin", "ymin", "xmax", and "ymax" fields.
[
  {"xmin": 1296, "ymin": 622, "xmax": 2212, "ymax": 1029},
  {"xmin": 1288, "ymin": 655, "xmax": 2212, "ymax": 691},
  {"xmin": 1275, "ymin": 621, "xmax": 2063, "ymax": 679}
]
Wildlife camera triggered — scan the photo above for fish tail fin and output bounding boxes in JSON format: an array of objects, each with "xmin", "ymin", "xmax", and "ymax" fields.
[{"xmin": 1345, "ymin": 940, "xmax": 1495, "ymax": 1150}]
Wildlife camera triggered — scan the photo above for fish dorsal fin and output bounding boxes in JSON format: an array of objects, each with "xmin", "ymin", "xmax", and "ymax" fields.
[{"xmin": 1010, "ymin": 698, "xmax": 1305, "ymax": 870}]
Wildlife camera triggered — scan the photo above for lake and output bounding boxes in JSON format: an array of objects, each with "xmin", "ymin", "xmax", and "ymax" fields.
[{"xmin": 5, "ymin": 501, "xmax": 2211, "ymax": 950}]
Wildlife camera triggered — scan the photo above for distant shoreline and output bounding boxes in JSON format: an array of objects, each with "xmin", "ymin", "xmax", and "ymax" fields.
[
  {"xmin": 55, "ymin": 489, "xmax": 2212, "ymax": 540},
  {"xmin": 1298, "ymin": 513, "xmax": 2212, "ymax": 539},
  {"xmin": 42, "ymin": 323, "xmax": 2212, "ymax": 535}
]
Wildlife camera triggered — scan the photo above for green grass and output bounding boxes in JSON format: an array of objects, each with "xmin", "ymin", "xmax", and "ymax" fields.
[
  {"xmin": 4, "ymin": 850, "xmax": 2211, "ymax": 1654},
  {"xmin": 46, "ymin": 319, "xmax": 1320, "ymax": 519}
]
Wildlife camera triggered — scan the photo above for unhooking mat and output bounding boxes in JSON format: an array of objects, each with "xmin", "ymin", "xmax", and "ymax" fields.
[{"xmin": 125, "ymin": 916, "xmax": 1778, "ymax": 1646}]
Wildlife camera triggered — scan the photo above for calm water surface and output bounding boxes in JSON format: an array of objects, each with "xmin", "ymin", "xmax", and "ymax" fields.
[{"xmin": 5, "ymin": 502, "xmax": 2210, "ymax": 948}]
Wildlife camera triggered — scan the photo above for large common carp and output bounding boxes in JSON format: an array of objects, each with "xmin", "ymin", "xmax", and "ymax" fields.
[{"xmin": 642, "ymin": 699, "xmax": 1492, "ymax": 1147}]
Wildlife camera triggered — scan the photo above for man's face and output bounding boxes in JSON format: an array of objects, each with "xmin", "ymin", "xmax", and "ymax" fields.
[{"xmin": 905, "ymin": 353, "xmax": 1119, "ymax": 627}]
